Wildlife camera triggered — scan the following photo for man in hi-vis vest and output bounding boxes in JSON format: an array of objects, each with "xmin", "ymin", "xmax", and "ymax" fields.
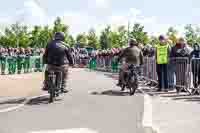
[{"xmin": 156, "ymin": 35, "xmax": 170, "ymax": 92}]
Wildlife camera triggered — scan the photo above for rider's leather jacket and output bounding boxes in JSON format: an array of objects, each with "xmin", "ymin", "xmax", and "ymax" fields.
[
  {"xmin": 43, "ymin": 40, "xmax": 74, "ymax": 66},
  {"xmin": 118, "ymin": 46, "xmax": 144, "ymax": 66}
]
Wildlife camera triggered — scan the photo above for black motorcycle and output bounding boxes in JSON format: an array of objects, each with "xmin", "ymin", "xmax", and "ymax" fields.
[
  {"xmin": 47, "ymin": 70, "xmax": 63, "ymax": 103},
  {"xmin": 120, "ymin": 65, "xmax": 139, "ymax": 96}
]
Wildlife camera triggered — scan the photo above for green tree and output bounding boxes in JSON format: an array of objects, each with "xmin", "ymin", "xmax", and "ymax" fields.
[
  {"xmin": 149, "ymin": 36, "xmax": 159, "ymax": 46},
  {"xmin": 18, "ymin": 25, "xmax": 29, "ymax": 47},
  {"xmin": 2, "ymin": 27, "xmax": 16, "ymax": 47},
  {"xmin": 99, "ymin": 26, "xmax": 112, "ymax": 49},
  {"xmin": 38, "ymin": 25, "xmax": 53, "ymax": 48},
  {"xmin": 117, "ymin": 26, "xmax": 128, "ymax": 47},
  {"xmin": 110, "ymin": 26, "xmax": 128, "ymax": 48},
  {"xmin": 2, "ymin": 22, "xmax": 30, "ymax": 47},
  {"xmin": 53, "ymin": 17, "xmax": 69, "ymax": 34},
  {"xmin": 184, "ymin": 24, "xmax": 199, "ymax": 45},
  {"xmin": 110, "ymin": 31, "xmax": 119, "ymax": 48},
  {"xmin": 67, "ymin": 35, "xmax": 75, "ymax": 47},
  {"xmin": 129, "ymin": 23, "xmax": 149, "ymax": 45},
  {"xmin": 167, "ymin": 27, "xmax": 178, "ymax": 44},
  {"xmin": 52, "ymin": 17, "xmax": 69, "ymax": 43},
  {"xmin": 87, "ymin": 28, "xmax": 99, "ymax": 49},
  {"xmin": 76, "ymin": 33, "xmax": 87, "ymax": 48},
  {"xmin": 29, "ymin": 25, "xmax": 42, "ymax": 47}
]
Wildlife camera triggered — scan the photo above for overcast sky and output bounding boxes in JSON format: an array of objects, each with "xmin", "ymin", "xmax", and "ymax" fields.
[{"xmin": 0, "ymin": 0, "xmax": 199, "ymax": 36}]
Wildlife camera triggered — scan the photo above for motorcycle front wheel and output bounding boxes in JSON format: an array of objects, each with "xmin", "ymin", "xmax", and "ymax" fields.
[{"xmin": 129, "ymin": 76, "xmax": 138, "ymax": 96}]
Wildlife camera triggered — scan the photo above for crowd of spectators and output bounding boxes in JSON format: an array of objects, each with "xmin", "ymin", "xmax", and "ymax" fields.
[
  {"xmin": 1, "ymin": 39, "xmax": 200, "ymax": 95},
  {"xmin": 82, "ymin": 37, "xmax": 200, "ymax": 94},
  {"xmin": 0, "ymin": 47, "xmax": 45, "ymax": 74},
  {"xmin": 0, "ymin": 47, "xmax": 45, "ymax": 57}
]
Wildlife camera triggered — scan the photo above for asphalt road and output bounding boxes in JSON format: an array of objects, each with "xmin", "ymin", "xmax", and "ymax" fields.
[{"xmin": 0, "ymin": 69, "xmax": 149, "ymax": 133}]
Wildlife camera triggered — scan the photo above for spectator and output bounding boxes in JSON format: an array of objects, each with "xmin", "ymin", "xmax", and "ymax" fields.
[
  {"xmin": 0, "ymin": 48, "xmax": 8, "ymax": 75},
  {"xmin": 171, "ymin": 37, "xmax": 191, "ymax": 92},
  {"xmin": 17, "ymin": 48, "xmax": 26, "ymax": 74},
  {"xmin": 190, "ymin": 43, "xmax": 200, "ymax": 95},
  {"xmin": 155, "ymin": 35, "xmax": 170, "ymax": 92}
]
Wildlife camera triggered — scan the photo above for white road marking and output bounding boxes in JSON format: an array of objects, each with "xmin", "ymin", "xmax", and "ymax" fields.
[
  {"xmin": 29, "ymin": 128, "xmax": 99, "ymax": 133},
  {"xmin": 139, "ymin": 87, "xmax": 161, "ymax": 133},
  {"xmin": 0, "ymin": 104, "xmax": 25, "ymax": 113},
  {"xmin": 0, "ymin": 94, "xmax": 48, "ymax": 113},
  {"xmin": 142, "ymin": 94, "xmax": 153, "ymax": 127}
]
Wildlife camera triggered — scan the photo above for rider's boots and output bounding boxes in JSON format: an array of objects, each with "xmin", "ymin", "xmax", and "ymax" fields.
[
  {"xmin": 61, "ymin": 88, "xmax": 68, "ymax": 93},
  {"xmin": 61, "ymin": 84, "xmax": 68, "ymax": 93},
  {"xmin": 116, "ymin": 79, "xmax": 122, "ymax": 87}
]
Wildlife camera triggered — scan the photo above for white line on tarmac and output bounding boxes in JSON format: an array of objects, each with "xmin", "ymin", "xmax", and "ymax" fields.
[
  {"xmin": 0, "ymin": 94, "xmax": 49, "ymax": 113},
  {"xmin": 28, "ymin": 128, "xmax": 99, "ymax": 133},
  {"xmin": 139, "ymin": 87, "xmax": 161, "ymax": 133},
  {"xmin": 0, "ymin": 104, "xmax": 25, "ymax": 113}
]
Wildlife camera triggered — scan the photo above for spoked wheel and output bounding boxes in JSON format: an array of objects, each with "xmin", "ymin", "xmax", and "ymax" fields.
[
  {"xmin": 129, "ymin": 83, "xmax": 138, "ymax": 96},
  {"xmin": 129, "ymin": 87, "xmax": 134, "ymax": 96},
  {"xmin": 48, "ymin": 76, "xmax": 56, "ymax": 103},
  {"xmin": 121, "ymin": 84, "xmax": 125, "ymax": 91},
  {"xmin": 129, "ymin": 76, "xmax": 138, "ymax": 96},
  {"xmin": 49, "ymin": 86, "xmax": 56, "ymax": 103}
]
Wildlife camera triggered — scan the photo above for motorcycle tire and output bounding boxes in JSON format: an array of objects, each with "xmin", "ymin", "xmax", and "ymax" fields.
[
  {"xmin": 129, "ymin": 75, "xmax": 138, "ymax": 96},
  {"xmin": 49, "ymin": 85, "xmax": 56, "ymax": 103}
]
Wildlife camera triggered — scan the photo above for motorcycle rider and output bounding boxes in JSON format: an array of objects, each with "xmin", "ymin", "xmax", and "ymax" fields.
[
  {"xmin": 117, "ymin": 39, "xmax": 144, "ymax": 89},
  {"xmin": 43, "ymin": 32, "xmax": 74, "ymax": 93}
]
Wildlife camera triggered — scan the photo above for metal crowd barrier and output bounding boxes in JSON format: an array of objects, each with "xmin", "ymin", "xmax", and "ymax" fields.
[
  {"xmin": 93, "ymin": 56, "xmax": 120, "ymax": 72},
  {"xmin": 0, "ymin": 56, "xmax": 44, "ymax": 75},
  {"xmin": 142, "ymin": 57, "xmax": 157, "ymax": 83},
  {"xmin": 87, "ymin": 55, "xmax": 200, "ymax": 95},
  {"xmin": 142, "ymin": 57, "xmax": 200, "ymax": 95},
  {"xmin": 73, "ymin": 57, "xmax": 90, "ymax": 68},
  {"xmin": 169, "ymin": 57, "xmax": 190, "ymax": 93}
]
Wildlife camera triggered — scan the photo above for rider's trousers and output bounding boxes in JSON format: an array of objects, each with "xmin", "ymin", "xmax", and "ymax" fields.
[
  {"xmin": 119, "ymin": 63, "xmax": 129, "ymax": 84},
  {"xmin": 44, "ymin": 64, "xmax": 69, "ymax": 89}
]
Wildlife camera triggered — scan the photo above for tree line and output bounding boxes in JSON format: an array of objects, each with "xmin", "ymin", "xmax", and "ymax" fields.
[{"xmin": 0, "ymin": 17, "xmax": 200, "ymax": 49}]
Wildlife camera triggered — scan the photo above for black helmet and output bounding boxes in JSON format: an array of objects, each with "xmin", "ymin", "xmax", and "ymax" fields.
[
  {"xmin": 193, "ymin": 43, "xmax": 200, "ymax": 51},
  {"xmin": 129, "ymin": 38, "xmax": 137, "ymax": 46},
  {"xmin": 54, "ymin": 32, "xmax": 65, "ymax": 41}
]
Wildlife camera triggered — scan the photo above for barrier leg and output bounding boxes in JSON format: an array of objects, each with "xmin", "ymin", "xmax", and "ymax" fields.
[
  {"xmin": 12, "ymin": 59, "xmax": 17, "ymax": 74},
  {"xmin": 1, "ymin": 58, "xmax": 6, "ymax": 75},
  {"xmin": 17, "ymin": 59, "xmax": 22, "ymax": 74},
  {"xmin": 93, "ymin": 59, "xmax": 96, "ymax": 70},
  {"xmin": 7, "ymin": 59, "xmax": 12, "ymax": 74},
  {"xmin": 24, "ymin": 58, "xmax": 30, "ymax": 73},
  {"xmin": 89, "ymin": 60, "xmax": 92, "ymax": 70},
  {"xmin": 34, "ymin": 58, "xmax": 41, "ymax": 72}
]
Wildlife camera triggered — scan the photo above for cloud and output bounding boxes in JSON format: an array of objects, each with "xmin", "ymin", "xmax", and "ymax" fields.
[
  {"xmin": 107, "ymin": 8, "xmax": 156, "ymax": 31},
  {"xmin": 61, "ymin": 11, "xmax": 102, "ymax": 35},
  {"xmin": 130, "ymin": 8, "xmax": 141, "ymax": 17},
  {"xmin": 61, "ymin": 7, "xmax": 157, "ymax": 35},
  {"xmin": 14, "ymin": 0, "xmax": 48, "ymax": 26},
  {"xmin": 87, "ymin": 0, "xmax": 109, "ymax": 9},
  {"xmin": 94, "ymin": 0, "xmax": 109, "ymax": 8}
]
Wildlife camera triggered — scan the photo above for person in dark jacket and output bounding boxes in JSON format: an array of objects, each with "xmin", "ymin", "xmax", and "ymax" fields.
[
  {"xmin": 0, "ymin": 48, "xmax": 8, "ymax": 75},
  {"xmin": 170, "ymin": 38, "xmax": 191, "ymax": 92},
  {"xmin": 190, "ymin": 43, "xmax": 200, "ymax": 94},
  {"xmin": 43, "ymin": 32, "xmax": 74, "ymax": 93},
  {"xmin": 24, "ymin": 47, "xmax": 32, "ymax": 73},
  {"xmin": 17, "ymin": 48, "xmax": 26, "ymax": 74}
]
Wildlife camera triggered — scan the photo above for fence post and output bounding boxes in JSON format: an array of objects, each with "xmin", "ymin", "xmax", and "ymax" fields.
[
  {"xmin": 0, "ymin": 56, "xmax": 7, "ymax": 75},
  {"xmin": 24, "ymin": 56, "xmax": 31, "ymax": 73},
  {"xmin": 34, "ymin": 56, "xmax": 42, "ymax": 72},
  {"xmin": 17, "ymin": 55, "xmax": 25, "ymax": 74}
]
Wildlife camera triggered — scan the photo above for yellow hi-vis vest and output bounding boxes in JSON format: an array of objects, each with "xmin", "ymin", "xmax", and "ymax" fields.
[{"xmin": 156, "ymin": 44, "xmax": 169, "ymax": 64}]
